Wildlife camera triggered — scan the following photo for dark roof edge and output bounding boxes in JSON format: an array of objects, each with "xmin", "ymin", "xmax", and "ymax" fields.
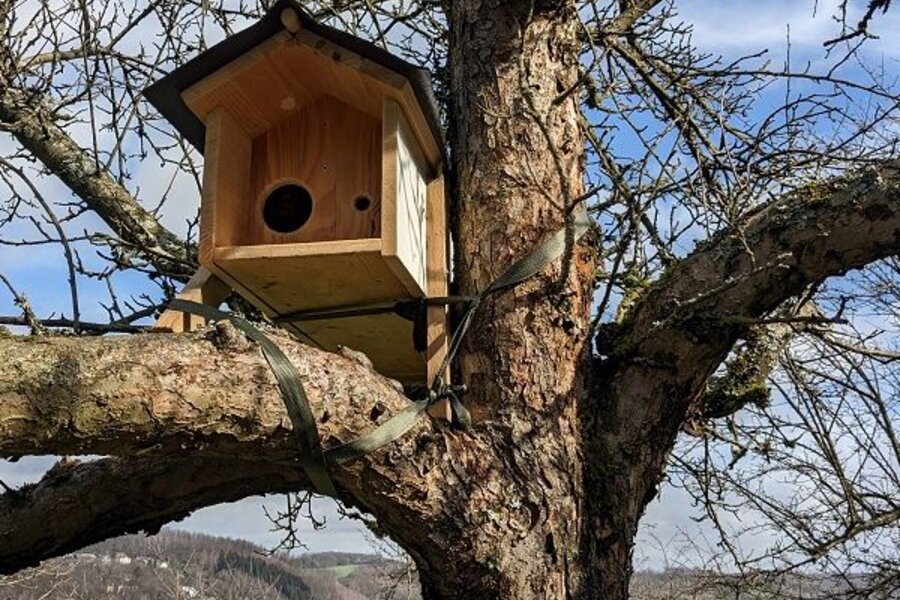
[{"xmin": 143, "ymin": 0, "xmax": 443, "ymax": 156}]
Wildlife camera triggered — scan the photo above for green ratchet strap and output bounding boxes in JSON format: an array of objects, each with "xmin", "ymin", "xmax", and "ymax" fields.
[
  {"xmin": 170, "ymin": 298, "xmax": 451, "ymax": 498},
  {"xmin": 166, "ymin": 207, "xmax": 592, "ymax": 496},
  {"xmin": 169, "ymin": 299, "xmax": 338, "ymax": 497},
  {"xmin": 484, "ymin": 207, "xmax": 593, "ymax": 294},
  {"xmin": 274, "ymin": 207, "xmax": 593, "ymax": 346},
  {"xmin": 427, "ymin": 206, "xmax": 593, "ymax": 390}
]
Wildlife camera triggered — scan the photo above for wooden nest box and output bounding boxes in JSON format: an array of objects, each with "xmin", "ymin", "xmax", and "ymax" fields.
[{"xmin": 145, "ymin": 0, "xmax": 448, "ymax": 385}]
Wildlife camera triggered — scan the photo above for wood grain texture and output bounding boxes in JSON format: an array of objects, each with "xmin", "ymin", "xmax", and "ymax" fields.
[
  {"xmin": 382, "ymin": 99, "xmax": 429, "ymax": 297},
  {"xmin": 214, "ymin": 241, "xmax": 425, "ymax": 381},
  {"xmin": 300, "ymin": 312, "xmax": 424, "ymax": 383},
  {"xmin": 198, "ymin": 108, "xmax": 252, "ymax": 265},
  {"xmin": 182, "ymin": 32, "xmax": 440, "ymax": 169},
  {"xmin": 394, "ymin": 100, "xmax": 429, "ymax": 293},
  {"xmin": 153, "ymin": 267, "xmax": 231, "ymax": 333},
  {"xmin": 425, "ymin": 172, "xmax": 450, "ymax": 419},
  {"xmin": 214, "ymin": 240, "xmax": 409, "ymax": 311},
  {"xmin": 246, "ymin": 97, "xmax": 381, "ymax": 245}
]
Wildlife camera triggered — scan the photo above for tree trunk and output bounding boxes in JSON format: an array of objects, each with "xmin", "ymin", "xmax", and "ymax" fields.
[{"xmin": 389, "ymin": 1, "xmax": 603, "ymax": 597}]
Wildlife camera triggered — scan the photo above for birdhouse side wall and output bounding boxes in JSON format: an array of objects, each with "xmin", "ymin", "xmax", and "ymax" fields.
[
  {"xmin": 382, "ymin": 99, "xmax": 430, "ymax": 296},
  {"xmin": 425, "ymin": 173, "xmax": 450, "ymax": 397}
]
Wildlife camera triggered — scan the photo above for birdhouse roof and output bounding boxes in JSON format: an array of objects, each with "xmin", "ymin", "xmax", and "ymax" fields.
[{"xmin": 143, "ymin": 0, "xmax": 443, "ymax": 157}]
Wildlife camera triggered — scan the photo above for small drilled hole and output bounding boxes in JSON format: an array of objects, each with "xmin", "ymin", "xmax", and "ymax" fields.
[
  {"xmin": 263, "ymin": 184, "xmax": 313, "ymax": 233},
  {"xmin": 354, "ymin": 195, "xmax": 372, "ymax": 212}
]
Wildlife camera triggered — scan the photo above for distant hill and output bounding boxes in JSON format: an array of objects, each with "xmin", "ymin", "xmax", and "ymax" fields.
[
  {"xmin": 1, "ymin": 531, "xmax": 882, "ymax": 599},
  {"xmin": 0, "ymin": 529, "xmax": 419, "ymax": 600}
]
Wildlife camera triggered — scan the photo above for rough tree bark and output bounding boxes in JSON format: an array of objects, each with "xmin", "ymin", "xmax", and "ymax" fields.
[
  {"xmin": 432, "ymin": 0, "xmax": 594, "ymax": 596},
  {"xmin": 3, "ymin": 165, "xmax": 899, "ymax": 597},
  {"xmin": 2, "ymin": 1, "xmax": 900, "ymax": 598}
]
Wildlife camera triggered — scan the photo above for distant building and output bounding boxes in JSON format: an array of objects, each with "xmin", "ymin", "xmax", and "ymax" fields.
[{"xmin": 73, "ymin": 553, "xmax": 97, "ymax": 561}]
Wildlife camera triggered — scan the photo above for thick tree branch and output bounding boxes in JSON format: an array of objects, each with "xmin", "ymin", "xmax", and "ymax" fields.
[
  {"xmin": 0, "ymin": 321, "xmax": 413, "ymax": 572},
  {"xmin": 0, "ymin": 322, "xmax": 499, "ymax": 587},
  {"xmin": 688, "ymin": 302, "xmax": 824, "ymax": 428},
  {"xmin": 0, "ymin": 87, "xmax": 194, "ymax": 279},
  {"xmin": 590, "ymin": 162, "xmax": 900, "ymax": 533},
  {"xmin": 0, "ymin": 455, "xmax": 306, "ymax": 574},
  {"xmin": 0, "ymin": 321, "xmax": 421, "ymax": 573},
  {"xmin": 603, "ymin": 0, "xmax": 664, "ymax": 35},
  {"xmin": 0, "ymin": 322, "xmax": 415, "ymax": 459}
]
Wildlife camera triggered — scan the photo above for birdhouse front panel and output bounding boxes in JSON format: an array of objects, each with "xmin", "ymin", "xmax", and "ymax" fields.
[
  {"xmin": 144, "ymin": 0, "xmax": 448, "ymax": 384},
  {"xmin": 245, "ymin": 96, "xmax": 382, "ymax": 246}
]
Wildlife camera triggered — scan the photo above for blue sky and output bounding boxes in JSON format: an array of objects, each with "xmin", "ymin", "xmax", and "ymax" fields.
[{"xmin": 2, "ymin": 0, "xmax": 899, "ymax": 567}]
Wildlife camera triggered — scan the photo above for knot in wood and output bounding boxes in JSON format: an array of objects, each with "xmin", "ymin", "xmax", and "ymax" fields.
[
  {"xmin": 209, "ymin": 320, "xmax": 254, "ymax": 353},
  {"xmin": 337, "ymin": 345, "xmax": 373, "ymax": 369}
]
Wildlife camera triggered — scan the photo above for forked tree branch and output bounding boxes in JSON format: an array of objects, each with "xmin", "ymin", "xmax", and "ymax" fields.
[
  {"xmin": 595, "ymin": 162, "xmax": 900, "ymax": 513},
  {"xmin": 0, "ymin": 321, "xmax": 484, "ymax": 577}
]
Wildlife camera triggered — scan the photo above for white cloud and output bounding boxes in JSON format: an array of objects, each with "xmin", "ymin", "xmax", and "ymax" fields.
[{"xmin": 678, "ymin": 0, "xmax": 900, "ymax": 60}]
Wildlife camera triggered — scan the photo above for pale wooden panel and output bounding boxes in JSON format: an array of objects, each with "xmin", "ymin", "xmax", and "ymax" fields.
[
  {"xmin": 381, "ymin": 100, "xmax": 399, "ymax": 282},
  {"xmin": 425, "ymin": 175, "xmax": 449, "ymax": 360},
  {"xmin": 199, "ymin": 108, "xmax": 252, "ymax": 265},
  {"xmin": 215, "ymin": 240, "xmax": 410, "ymax": 311},
  {"xmin": 184, "ymin": 34, "xmax": 311, "ymax": 137},
  {"xmin": 215, "ymin": 241, "xmax": 426, "ymax": 382},
  {"xmin": 425, "ymin": 173, "xmax": 448, "ymax": 298},
  {"xmin": 282, "ymin": 36, "xmax": 379, "ymax": 117},
  {"xmin": 382, "ymin": 99, "xmax": 428, "ymax": 296},
  {"xmin": 331, "ymin": 101, "xmax": 384, "ymax": 240},
  {"xmin": 395, "ymin": 104, "xmax": 429, "ymax": 293},
  {"xmin": 395, "ymin": 81, "xmax": 442, "ymax": 174},
  {"xmin": 217, "ymin": 238, "xmax": 380, "ymax": 259},
  {"xmin": 245, "ymin": 97, "xmax": 381, "ymax": 245},
  {"xmin": 199, "ymin": 259, "xmax": 424, "ymax": 382},
  {"xmin": 300, "ymin": 313, "xmax": 424, "ymax": 384},
  {"xmin": 184, "ymin": 33, "xmax": 382, "ymax": 138},
  {"xmin": 425, "ymin": 172, "xmax": 450, "ymax": 418},
  {"xmin": 153, "ymin": 267, "xmax": 232, "ymax": 333}
]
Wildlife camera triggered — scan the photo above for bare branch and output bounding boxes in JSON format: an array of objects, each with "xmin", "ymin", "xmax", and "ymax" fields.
[
  {"xmin": 0, "ymin": 455, "xmax": 307, "ymax": 575},
  {"xmin": 591, "ymin": 162, "xmax": 900, "ymax": 538},
  {"xmin": 0, "ymin": 88, "xmax": 194, "ymax": 280}
]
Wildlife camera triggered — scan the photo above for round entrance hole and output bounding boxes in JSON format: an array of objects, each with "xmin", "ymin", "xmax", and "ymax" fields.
[
  {"xmin": 263, "ymin": 184, "xmax": 313, "ymax": 233},
  {"xmin": 354, "ymin": 195, "xmax": 372, "ymax": 212}
]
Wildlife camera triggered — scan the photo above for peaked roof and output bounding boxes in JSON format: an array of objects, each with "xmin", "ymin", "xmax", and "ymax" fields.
[{"xmin": 143, "ymin": 0, "xmax": 442, "ymax": 154}]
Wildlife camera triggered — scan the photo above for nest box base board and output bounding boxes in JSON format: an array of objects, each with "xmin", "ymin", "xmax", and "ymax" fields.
[
  {"xmin": 294, "ymin": 313, "xmax": 424, "ymax": 383},
  {"xmin": 201, "ymin": 247, "xmax": 444, "ymax": 385},
  {"xmin": 212, "ymin": 240, "xmax": 413, "ymax": 311}
]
